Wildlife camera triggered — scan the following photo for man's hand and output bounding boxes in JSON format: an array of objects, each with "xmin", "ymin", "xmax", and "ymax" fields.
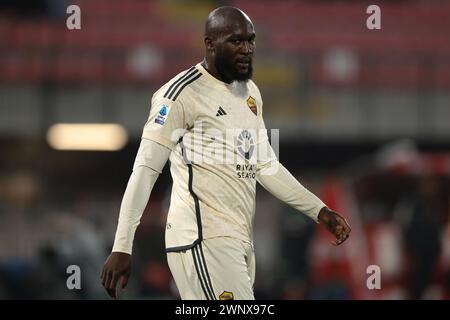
[
  {"xmin": 318, "ymin": 207, "xmax": 351, "ymax": 246},
  {"xmin": 101, "ymin": 252, "xmax": 131, "ymax": 298}
]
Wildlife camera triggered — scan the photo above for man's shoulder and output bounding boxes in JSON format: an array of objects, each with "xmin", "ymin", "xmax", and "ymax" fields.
[{"xmin": 153, "ymin": 65, "xmax": 202, "ymax": 102}]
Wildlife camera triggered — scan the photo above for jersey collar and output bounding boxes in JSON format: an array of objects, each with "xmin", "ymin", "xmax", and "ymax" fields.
[{"xmin": 195, "ymin": 62, "xmax": 233, "ymax": 90}]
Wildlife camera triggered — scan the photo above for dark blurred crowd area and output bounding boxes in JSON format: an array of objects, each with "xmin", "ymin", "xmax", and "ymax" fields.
[
  {"xmin": 1, "ymin": 139, "xmax": 449, "ymax": 300},
  {"xmin": 1, "ymin": 0, "xmax": 450, "ymax": 299}
]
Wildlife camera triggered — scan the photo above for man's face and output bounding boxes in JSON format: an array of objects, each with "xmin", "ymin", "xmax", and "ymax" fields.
[{"xmin": 214, "ymin": 22, "xmax": 256, "ymax": 83}]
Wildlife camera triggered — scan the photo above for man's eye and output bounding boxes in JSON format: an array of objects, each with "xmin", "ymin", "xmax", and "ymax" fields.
[{"xmin": 232, "ymin": 40, "xmax": 241, "ymax": 45}]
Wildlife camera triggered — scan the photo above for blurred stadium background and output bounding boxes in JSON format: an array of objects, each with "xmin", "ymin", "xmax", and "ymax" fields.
[{"xmin": 1, "ymin": 0, "xmax": 449, "ymax": 299}]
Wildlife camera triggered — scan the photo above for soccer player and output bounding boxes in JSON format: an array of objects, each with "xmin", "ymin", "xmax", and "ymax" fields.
[{"xmin": 101, "ymin": 6, "xmax": 351, "ymax": 300}]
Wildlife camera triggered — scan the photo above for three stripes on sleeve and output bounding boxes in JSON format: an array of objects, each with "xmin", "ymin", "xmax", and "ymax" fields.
[{"xmin": 164, "ymin": 67, "xmax": 203, "ymax": 101}]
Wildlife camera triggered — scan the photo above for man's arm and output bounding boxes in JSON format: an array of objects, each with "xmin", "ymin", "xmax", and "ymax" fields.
[
  {"xmin": 256, "ymin": 141, "xmax": 351, "ymax": 245},
  {"xmin": 101, "ymin": 138, "xmax": 170, "ymax": 298}
]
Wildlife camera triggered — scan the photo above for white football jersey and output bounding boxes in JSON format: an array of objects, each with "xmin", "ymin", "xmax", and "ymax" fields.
[{"xmin": 143, "ymin": 63, "xmax": 271, "ymax": 251}]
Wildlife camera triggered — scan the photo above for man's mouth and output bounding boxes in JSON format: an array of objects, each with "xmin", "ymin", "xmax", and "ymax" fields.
[{"xmin": 236, "ymin": 59, "xmax": 250, "ymax": 67}]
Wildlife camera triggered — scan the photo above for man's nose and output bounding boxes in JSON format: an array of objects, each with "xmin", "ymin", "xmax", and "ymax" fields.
[{"xmin": 241, "ymin": 41, "xmax": 253, "ymax": 55}]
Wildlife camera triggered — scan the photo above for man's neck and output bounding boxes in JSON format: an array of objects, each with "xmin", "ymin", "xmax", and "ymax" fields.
[{"xmin": 201, "ymin": 58, "xmax": 231, "ymax": 84}]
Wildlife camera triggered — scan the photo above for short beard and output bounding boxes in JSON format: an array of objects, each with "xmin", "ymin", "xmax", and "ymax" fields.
[{"xmin": 215, "ymin": 54, "xmax": 253, "ymax": 83}]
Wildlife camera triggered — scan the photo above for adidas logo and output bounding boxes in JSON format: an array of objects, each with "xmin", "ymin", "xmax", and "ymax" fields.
[{"xmin": 216, "ymin": 106, "xmax": 227, "ymax": 116}]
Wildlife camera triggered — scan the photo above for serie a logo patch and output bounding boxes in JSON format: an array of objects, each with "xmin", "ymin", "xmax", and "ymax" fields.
[{"xmin": 155, "ymin": 104, "xmax": 169, "ymax": 125}]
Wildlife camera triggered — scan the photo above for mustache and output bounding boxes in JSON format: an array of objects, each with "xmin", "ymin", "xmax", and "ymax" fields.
[{"xmin": 236, "ymin": 57, "xmax": 252, "ymax": 63}]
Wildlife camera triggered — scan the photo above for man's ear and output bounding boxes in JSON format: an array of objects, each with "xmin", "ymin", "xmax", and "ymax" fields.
[{"xmin": 204, "ymin": 37, "xmax": 214, "ymax": 53}]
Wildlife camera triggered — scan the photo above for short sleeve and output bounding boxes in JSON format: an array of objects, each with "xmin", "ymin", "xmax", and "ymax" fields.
[{"xmin": 142, "ymin": 96, "xmax": 191, "ymax": 149}]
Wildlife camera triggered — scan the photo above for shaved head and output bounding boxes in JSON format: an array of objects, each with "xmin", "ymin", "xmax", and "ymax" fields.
[
  {"xmin": 202, "ymin": 6, "xmax": 256, "ymax": 83},
  {"xmin": 205, "ymin": 6, "xmax": 253, "ymax": 40}
]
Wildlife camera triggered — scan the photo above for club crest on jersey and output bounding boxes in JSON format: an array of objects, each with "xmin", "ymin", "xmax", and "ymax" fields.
[
  {"xmin": 155, "ymin": 104, "xmax": 169, "ymax": 125},
  {"xmin": 219, "ymin": 291, "xmax": 234, "ymax": 300},
  {"xmin": 246, "ymin": 96, "xmax": 257, "ymax": 116}
]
